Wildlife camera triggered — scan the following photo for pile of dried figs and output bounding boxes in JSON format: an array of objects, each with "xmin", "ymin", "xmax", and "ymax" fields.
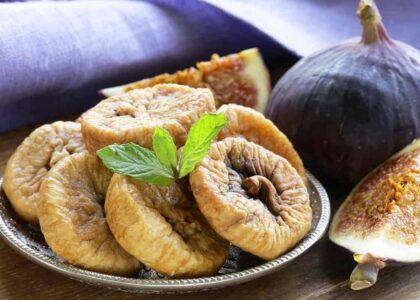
[{"xmin": 3, "ymin": 78, "xmax": 312, "ymax": 278}]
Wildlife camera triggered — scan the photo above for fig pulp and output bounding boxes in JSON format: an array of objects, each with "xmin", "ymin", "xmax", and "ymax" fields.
[
  {"xmin": 100, "ymin": 48, "xmax": 270, "ymax": 112},
  {"xmin": 329, "ymin": 139, "xmax": 420, "ymax": 290}
]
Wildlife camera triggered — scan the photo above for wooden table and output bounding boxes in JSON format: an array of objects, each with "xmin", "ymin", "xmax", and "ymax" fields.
[{"xmin": 1, "ymin": 120, "xmax": 420, "ymax": 300}]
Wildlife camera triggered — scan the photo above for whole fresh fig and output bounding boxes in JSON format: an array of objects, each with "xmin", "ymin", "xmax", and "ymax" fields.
[{"xmin": 265, "ymin": 0, "xmax": 420, "ymax": 186}]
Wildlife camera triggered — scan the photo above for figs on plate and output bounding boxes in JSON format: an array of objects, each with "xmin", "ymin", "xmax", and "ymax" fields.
[
  {"xmin": 190, "ymin": 137, "xmax": 311, "ymax": 260},
  {"xmin": 100, "ymin": 48, "xmax": 270, "ymax": 112},
  {"xmin": 39, "ymin": 152, "xmax": 141, "ymax": 276},
  {"xmin": 105, "ymin": 174, "xmax": 229, "ymax": 278},
  {"xmin": 81, "ymin": 84, "xmax": 215, "ymax": 153},
  {"xmin": 217, "ymin": 104, "xmax": 306, "ymax": 181},
  {"xmin": 329, "ymin": 139, "xmax": 420, "ymax": 290},
  {"xmin": 3, "ymin": 121, "xmax": 85, "ymax": 224},
  {"xmin": 265, "ymin": 0, "xmax": 420, "ymax": 186}
]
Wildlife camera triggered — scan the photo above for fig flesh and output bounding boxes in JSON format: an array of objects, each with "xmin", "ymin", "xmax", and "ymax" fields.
[
  {"xmin": 329, "ymin": 139, "xmax": 420, "ymax": 289},
  {"xmin": 105, "ymin": 174, "xmax": 229, "ymax": 278},
  {"xmin": 100, "ymin": 48, "xmax": 270, "ymax": 112},
  {"xmin": 3, "ymin": 121, "xmax": 85, "ymax": 224},
  {"xmin": 81, "ymin": 84, "xmax": 215, "ymax": 153},
  {"xmin": 190, "ymin": 137, "xmax": 311, "ymax": 260},
  {"xmin": 217, "ymin": 104, "xmax": 306, "ymax": 181},
  {"xmin": 39, "ymin": 152, "xmax": 141, "ymax": 276},
  {"xmin": 265, "ymin": 0, "xmax": 420, "ymax": 186}
]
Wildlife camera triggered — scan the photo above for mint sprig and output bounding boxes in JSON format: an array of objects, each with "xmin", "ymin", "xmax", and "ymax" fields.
[
  {"xmin": 153, "ymin": 126, "xmax": 178, "ymax": 172},
  {"xmin": 97, "ymin": 143, "xmax": 175, "ymax": 186},
  {"xmin": 178, "ymin": 113, "xmax": 226, "ymax": 178},
  {"xmin": 97, "ymin": 112, "xmax": 226, "ymax": 186}
]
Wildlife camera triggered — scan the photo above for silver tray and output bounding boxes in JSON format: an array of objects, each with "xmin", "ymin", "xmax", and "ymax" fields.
[{"xmin": 0, "ymin": 172, "xmax": 330, "ymax": 294}]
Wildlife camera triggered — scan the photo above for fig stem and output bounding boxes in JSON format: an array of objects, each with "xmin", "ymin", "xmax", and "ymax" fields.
[
  {"xmin": 242, "ymin": 175, "xmax": 281, "ymax": 214},
  {"xmin": 350, "ymin": 253, "xmax": 386, "ymax": 290},
  {"xmin": 357, "ymin": 0, "xmax": 392, "ymax": 44},
  {"xmin": 357, "ymin": 0, "xmax": 381, "ymax": 24},
  {"xmin": 350, "ymin": 263, "xmax": 380, "ymax": 290}
]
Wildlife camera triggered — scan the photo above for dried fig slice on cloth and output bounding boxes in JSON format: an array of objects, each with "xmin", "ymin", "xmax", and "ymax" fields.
[
  {"xmin": 3, "ymin": 121, "xmax": 85, "ymax": 224},
  {"xmin": 81, "ymin": 84, "xmax": 216, "ymax": 153},
  {"xmin": 100, "ymin": 48, "xmax": 270, "ymax": 112},
  {"xmin": 39, "ymin": 152, "xmax": 141, "ymax": 276},
  {"xmin": 217, "ymin": 104, "xmax": 306, "ymax": 180},
  {"xmin": 105, "ymin": 174, "xmax": 229, "ymax": 278},
  {"xmin": 190, "ymin": 138, "xmax": 312, "ymax": 260}
]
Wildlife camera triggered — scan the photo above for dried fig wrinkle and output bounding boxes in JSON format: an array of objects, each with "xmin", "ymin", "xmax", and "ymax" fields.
[
  {"xmin": 217, "ymin": 104, "xmax": 306, "ymax": 181},
  {"xmin": 190, "ymin": 138, "xmax": 312, "ymax": 260},
  {"xmin": 3, "ymin": 121, "xmax": 85, "ymax": 224},
  {"xmin": 81, "ymin": 84, "xmax": 216, "ymax": 153},
  {"xmin": 105, "ymin": 174, "xmax": 229, "ymax": 278},
  {"xmin": 38, "ymin": 152, "xmax": 141, "ymax": 276}
]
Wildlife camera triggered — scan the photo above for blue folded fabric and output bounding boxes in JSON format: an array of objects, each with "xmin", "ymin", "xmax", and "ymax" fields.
[{"xmin": 1, "ymin": 0, "xmax": 419, "ymax": 131}]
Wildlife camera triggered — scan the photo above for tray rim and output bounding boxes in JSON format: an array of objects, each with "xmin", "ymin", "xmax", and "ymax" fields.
[{"xmin": 0, "ymin": 171, "xmax": 330, "ymax": 293}]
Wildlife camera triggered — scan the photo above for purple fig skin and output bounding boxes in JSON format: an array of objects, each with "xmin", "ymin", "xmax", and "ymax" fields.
[{"xmin": 264, "ymin": 4, "xmax": 420, "ymax": 187}]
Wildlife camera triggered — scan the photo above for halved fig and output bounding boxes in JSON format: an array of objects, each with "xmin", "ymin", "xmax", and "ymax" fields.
[
  {"xmin": 217, "ymin": 104, "xmax": 306, "ymax": 180},
  {"xmin": 100, "ymin": 48, "xmax": 270, "ymax": 112},
  {"xmin": 105, "ymin": 174, "xmax": 229, "ymax": 278},
  {"xmin": 329, "ymin": 139, "xmax": 420, "ymax": 290},
  {"xmin": 3, "ymin": 121, "xmax": 85, "ymax": 224},
  {"xmin": 38, "ymin": 152, "xmax": 141, "ymax": 276},
  {"xmin": 190, "ymin": 137, "xmax": 312, "ymax": 260},
  {"xmin": 81, "ymin": 84, "xmax": 216, "ymax": 153}
]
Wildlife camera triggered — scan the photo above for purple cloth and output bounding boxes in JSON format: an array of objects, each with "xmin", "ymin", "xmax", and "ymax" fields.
[
  {"xmin": 208, "ymin": 0, "xmax": 420, "ymax": 56},
  {"xmin": 1, "ymin": 0, "xmax": 419, "ymax": 131}
]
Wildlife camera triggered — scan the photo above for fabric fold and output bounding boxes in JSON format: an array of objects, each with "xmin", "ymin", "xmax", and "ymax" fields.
[{"xmin": 1, "ymin": 0, "xmax": 419, "ymax": 131}]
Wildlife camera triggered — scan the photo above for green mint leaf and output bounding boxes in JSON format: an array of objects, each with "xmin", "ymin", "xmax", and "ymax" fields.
[
  {"xmin": 178, "ymin": 112, "xmax": 226, "ymax": 178},
  {"xmin": 97, "ymin": 143, "xmax": 175, "ymax": 186},
  {"xmin": 153, "ymin": 127, "xmax": 178, "ymax": 172}
]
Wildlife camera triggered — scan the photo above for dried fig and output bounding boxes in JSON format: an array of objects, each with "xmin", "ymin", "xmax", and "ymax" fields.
[
  {"xmin": 38, "ymin": 152, "xmax": 140, "ymax": 276},
  {"xmin": 105, "ymin": 174, "xmax": 229, "ymax": 278},
  {"xmin": 100, "ymin": 48, "xmax": 270, "ymax": 112},
  {"xmin": 81, "ymin": 84, "xmax": 216, "ymax": 153},
  {"xmin": 190, "ymin": 138, "xmax": 312, "ymax": 260},
  {"xmin": 217, "ymin": 104, "xmax": 305, "ymax": 180},
  {"xmin": 3, "ymin": 121, "xmax": 85, "ymax": 224}
]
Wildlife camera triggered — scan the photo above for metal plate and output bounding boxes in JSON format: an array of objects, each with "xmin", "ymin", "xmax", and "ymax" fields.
[{"xmin": 0, "ymin": 172, "xmax": 330, "ymax": 294}]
